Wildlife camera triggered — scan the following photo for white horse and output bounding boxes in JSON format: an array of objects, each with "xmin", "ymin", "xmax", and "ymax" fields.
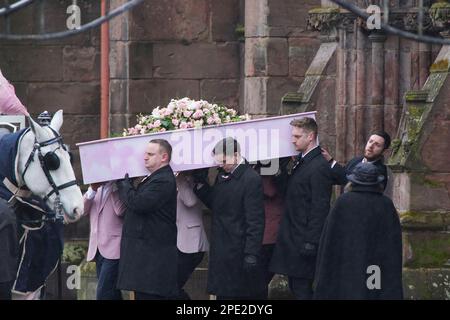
[
  {"xmin": 0, "ymin": 110, "xmax": 83, "ymax": 299},
  {"xmin": 17, "ymin": 110, "xmax": 84, "ymax": 220}
]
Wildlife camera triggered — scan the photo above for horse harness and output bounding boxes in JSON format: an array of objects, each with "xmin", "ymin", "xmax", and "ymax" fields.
[{"xmin": 20, "ymin": 127, "xmax": 77, "ymax": 219}]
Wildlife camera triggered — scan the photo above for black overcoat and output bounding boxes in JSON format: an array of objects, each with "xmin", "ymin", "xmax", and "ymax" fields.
[
  {"xmin": 332, "ymin": 156, "xmax": 388, "ymax": 190},
  {"xmin": 195, "ymin": 161, "xmax": 265, "ymax": 297},
  {"xmin": 269, "ymin": 147, "xmax": 333, "ymax": 280},
  {"xmin": 313, "ymin": 185, "xmax": 403, "ymax": 299},
  {"xmin": 117, "ymin": 165, "xmax": 178, "ymax": 297}
]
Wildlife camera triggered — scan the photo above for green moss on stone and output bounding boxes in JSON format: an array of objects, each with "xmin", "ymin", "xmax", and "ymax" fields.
[
  {"xmin": 430, "ymin": 1, "xmax": 450, "ymax": 10},
  {"xmin": 80, "ymin": 260, "xmax": 97, "ymax": 275},
  {"xmin": 405, "ymin": 91, "xmax": 429, "ymax": 102},
  {"xmin": 400, "ymin": 211, "xmax": 447, "ymax": 230},
  {"xmin": 62, "ymin": 242, "xmax": 88, "ymax": 265},
  {"xmin": 430, "ymin": 59, "xmax": 450, "ymax": 73},
  {"xmin": 406, "ymin": 234, "xmax": 450, "ymax": 268},
  {"xmin": 308, "ymin": 7, "xmax": 340, "ymax": 14},
  {"xmin": 235, "ymin": 24, "xmax": 245, "ymax": 41}
]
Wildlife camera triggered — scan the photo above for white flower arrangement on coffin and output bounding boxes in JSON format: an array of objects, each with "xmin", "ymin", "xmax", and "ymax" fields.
[{"xmin": 123, "ymin": 97, "xmax": 250, "ymax": 136}]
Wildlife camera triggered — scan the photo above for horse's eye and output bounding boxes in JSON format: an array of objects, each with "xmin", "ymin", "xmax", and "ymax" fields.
[{"xmin": 44, "ymin": 152, "xmax": 60, "ymax": 170}]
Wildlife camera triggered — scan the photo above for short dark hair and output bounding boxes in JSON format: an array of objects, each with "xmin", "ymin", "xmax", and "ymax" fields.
[
  {"xmin": 290, "ymin": 117, "xmax": 318, "ymax": 136},
  {"xmin": 371, "ymin": 131, "xmax": 391, "ymax": 150},
  {"xmin": 149, "ymin": 139, "xmax": 172, "ymax": 161},
  {"xmin": 212, "ymin": 137, "xmax": 240, "ymax": 156}
]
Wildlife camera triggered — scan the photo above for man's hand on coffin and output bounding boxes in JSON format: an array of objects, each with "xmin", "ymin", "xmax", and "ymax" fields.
[
  {"xmin": 116, "ymin": 173, "xmax": 133, "ymax": 192},
  {"xmin": 91, "ymin": 182, "xmax": 103, "ymax": 192},
  {"xmin": 192, "ymin": 168, "xmax": 209, "ymax": 184}
]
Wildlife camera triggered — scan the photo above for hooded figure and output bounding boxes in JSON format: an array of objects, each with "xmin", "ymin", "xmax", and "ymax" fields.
[{"xmin": 313, "ymin": 162, "xmax": 403, "ymax": 300}]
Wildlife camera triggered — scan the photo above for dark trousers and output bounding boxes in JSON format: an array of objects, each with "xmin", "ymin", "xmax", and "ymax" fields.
[
  {"xmin": 177, "ymin": 250, "xmax": 204, "ymax": 299},
  {"xmin": 288, "ymin": 276, "xmax": 313, "ymax": 300},
  {"xmin": 259, "ymin": 244, "xmax": 275, "ymax": 299},
  {"xmin": 95, "ymin": 252, "xmax": 122, "ymax": 300},
  {"xmin": 0, "ymin": 281, "xmax": 13, "ymax": 300}
]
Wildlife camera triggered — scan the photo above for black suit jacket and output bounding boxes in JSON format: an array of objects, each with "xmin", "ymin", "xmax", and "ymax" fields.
[
  {"xmin": 332, "ymin": 156, "xmax": 388, "ymax": 190},
  {"xmin": 117, "ymin": 165, "xmax": 178, "ymax": 297},
  {"xmin": 195, "ymin": 161, "xmax": 265, "ymax": 297},
  {"xmin": 270, "ymin": 146, "xmax": 333, "ymax": 279}
]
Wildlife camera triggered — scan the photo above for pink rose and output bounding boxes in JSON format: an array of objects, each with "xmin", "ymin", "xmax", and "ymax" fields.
[
  {"xmin": 192, "ymin": 109, "xmax": 204, "ymax": 119},
  {"xmin": 183, "ymin": 110, "xmax": 193, "ymax": 118},
  {"xmin": 207, "ymin": 117, "xmax": 215, "ymax": 125},
  {"xmin": 180, "ymin": 121, "xmax": 188, "ymax": 129},
  {"xmin": 153, "ymin": 120, "xmax": 161, "ymax": 128},
  {"xmin": 172, "ymin": 119, "xmax": 180, "ymax": 126}
]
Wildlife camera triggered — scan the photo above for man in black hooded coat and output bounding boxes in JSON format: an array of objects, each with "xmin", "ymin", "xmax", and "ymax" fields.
[{"xmin": 313, "ymin": 162, "xmax": 403, "ymax": 300}]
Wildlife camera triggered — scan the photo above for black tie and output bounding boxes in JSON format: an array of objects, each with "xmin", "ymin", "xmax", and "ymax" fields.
[{"xmin": 292, "ymin": 154, "xmax": 304, "ymax": 171}]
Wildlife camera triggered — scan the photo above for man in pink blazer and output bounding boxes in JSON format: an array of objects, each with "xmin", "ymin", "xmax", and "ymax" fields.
[
  {"xmin": 0, "ymin": 69, "xmax": 29, "ymax": 116},
  {"xmin": 176, "ymin": 171, "xmax": 209, "ymax": 299},
  {"xmin": 83, "ymin": 181, "xmax": 126, "ymax": 300}
]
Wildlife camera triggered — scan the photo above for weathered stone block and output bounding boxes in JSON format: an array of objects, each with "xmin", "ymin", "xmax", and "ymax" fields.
[
  {"xmin": 267, "ymin": 38, "xmax": 289, "ymax": 76},
  {"xmin": 200, "ymin": 79, "xmax": 240, "ymax": 107},
  {"xmin": 244, "ymin": 77, "xmax": 300, "ymax": 115},
  {"xmin": 27, "ymin": 83, "xmax": 100, "ymax": 115},
  {"xmin": 129, "ymin": 42, "xmax": 153, "ymax": 79},
  {"xmin": 245, "ymin": 38, "xmax": 267, "ymax": 77},
  {"xmin": 110, "ymin": 114, "xmax": 130, "ymax": 137},
  {"xmin": 110, "ymin": 0, "xmax": 130, "ymax": 41},
  {"xmin": 421, "ymin": 117, "xmax": 450, "ymax": 172},
  {"xmin": 403, "ymin": 268, "xmax": 450, "ymax": 300},
  {"xmin": 245, "ymin": 0, "xmax": 269, "ymax": 37},
  {"xmin": 37, "ymin": 0, "xmax": 100, "ymax": 46},
  {"xmin": 130, "ymin": 0, "xmax": 209, "ymax": 41},
  {"xmin": 0, "ymin": 47, "xmax": 63, "ymax": 82},
  {"xmin": 289, "ymin": 38, "xmax": 322, "ymax": 77},
  {"xmin": 153, "ymin": 43, "xmax": 240, "ymax": 79},
  {"xmin": 402, "ymin": 231, "xmax": 450, "ymax": 268},
  {"xmin": 211, "ymin": 0, "xmax": 240, "ymax": 41},
  {"xmin": 110, "ymin": 80, "xmax": 128, "ymax": 114},
  {"xmin": 128, "ymin": 79, "xmax": 200, "ymax": 114},
  {"xmin": 109, "ymin": 41, "xmax": 129, "ymax": 80},
  {"xmin": 63, "ymin": 46, "xmax": 100, "ymax": 82},
  {"xmin": 409, "ymin": 173, "xmax": 450, "ymax": 212},
  {"xmin": 267, "ymin": 0, "xmax": 318, "ymax": 36},
  {"xmin": 61, "ymin": 115, "xmax": 100, "ymax": 148}
]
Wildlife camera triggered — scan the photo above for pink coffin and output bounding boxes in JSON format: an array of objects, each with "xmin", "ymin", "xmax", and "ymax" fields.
[{"xmin": 76, "ymin": 111, "xmax": 316, "ymax": 184}]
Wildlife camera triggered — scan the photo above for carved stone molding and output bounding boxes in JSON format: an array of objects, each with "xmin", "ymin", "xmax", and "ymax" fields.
[
  {"xmin": 308, "ymin": 5, "xmax": 449, "ymax": 37},
  {"xmin": 429, "ymin": 1, "xmax": 450, "ymax": 37}
]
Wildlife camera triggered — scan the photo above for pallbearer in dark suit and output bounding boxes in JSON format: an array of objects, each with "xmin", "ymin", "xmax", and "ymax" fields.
[
  {"xmin": 116, "ymin": 139, "xmax": 178, "ymax": 300},
  {"xmin": 194, "ymin": 137, "xmax": 265, "ymax": 300},
  {"xmin": 270, "ymin": 117, "xmax": 332, "ymax": 300}
]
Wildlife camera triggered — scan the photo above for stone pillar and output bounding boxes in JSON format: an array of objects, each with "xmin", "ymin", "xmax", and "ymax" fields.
[
  {"xmin": 352, "ymin": 27, "xmax": 367, "ymax": 158},
  {"xmin": 368, "ymin": 31, "xmax": 386, "ymax": 134},
  {"xmin": 109, "ymin": 0, "xmax": 131, "ymax": 136},
  {"xmin": 244, "ymin": 0, "xmax": 315, "ymax": 117}
]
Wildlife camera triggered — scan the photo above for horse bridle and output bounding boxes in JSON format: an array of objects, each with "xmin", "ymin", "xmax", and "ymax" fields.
[{"xmin": 21, "ymin": 127, "xmax": 78, "ymax": 218}]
